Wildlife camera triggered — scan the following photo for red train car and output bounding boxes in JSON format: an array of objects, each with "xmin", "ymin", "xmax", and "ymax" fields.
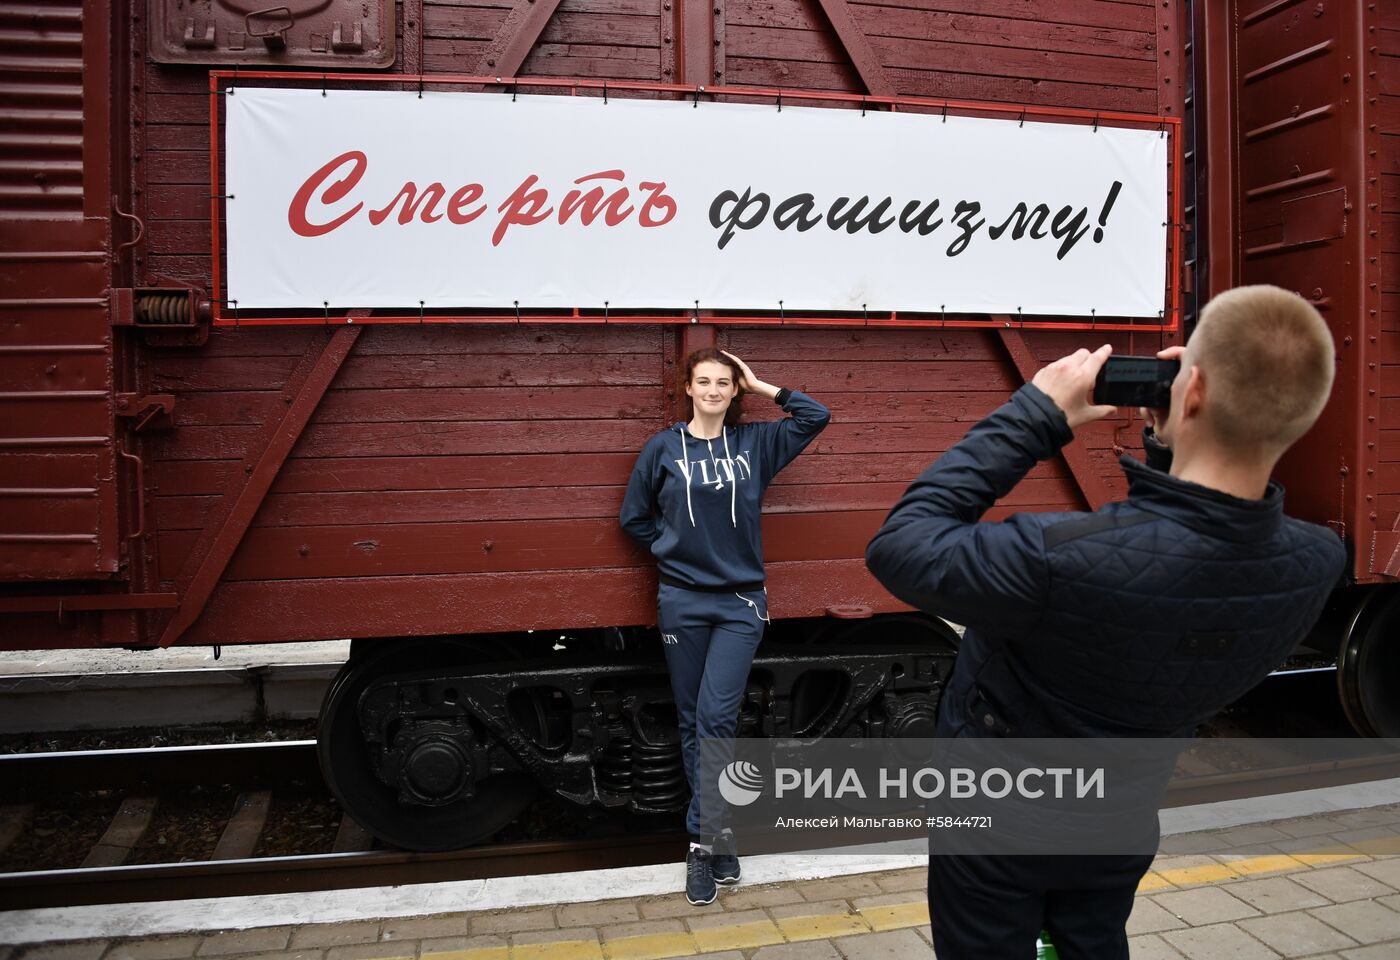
[{"xmin": 1, "ymin": 0, "xmax": 1395, "ymax": 847}]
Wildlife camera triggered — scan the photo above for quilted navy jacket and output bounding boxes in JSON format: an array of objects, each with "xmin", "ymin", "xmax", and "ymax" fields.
[{"xmin": 866, "ymin": 384, "xmax": 1347, "ymax": 739}]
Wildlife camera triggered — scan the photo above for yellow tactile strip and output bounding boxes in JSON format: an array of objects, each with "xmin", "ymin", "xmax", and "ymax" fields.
[{"xmin": 410, "ymin": 839, "xmax": 1400, "ymax": 960}]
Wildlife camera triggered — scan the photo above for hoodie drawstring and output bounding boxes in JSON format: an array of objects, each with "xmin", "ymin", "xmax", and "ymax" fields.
[
  {"xmin": 736, "ymin": 592, "xmax": 770, "ymax": 623},
  {"xmin": 722, "ymin": 427, "xmax": 736, "ymax": 527}
]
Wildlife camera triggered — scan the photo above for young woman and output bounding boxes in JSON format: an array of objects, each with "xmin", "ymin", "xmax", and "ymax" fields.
[{"xmin": 619, "ymin": 347, "xmax": 830, "ymax": 904}]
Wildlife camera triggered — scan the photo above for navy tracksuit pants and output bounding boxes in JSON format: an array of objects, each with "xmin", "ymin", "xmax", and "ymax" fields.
[
  {"xmin": 657, "ymin": 582, "xmax": 768, "ymax": 837},
  {"xmin": 927, "ymin": 852, "xmax": 1152, "ymax": 959}
]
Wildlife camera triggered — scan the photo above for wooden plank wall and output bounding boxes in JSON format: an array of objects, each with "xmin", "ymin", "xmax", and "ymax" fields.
[
  {"xmin": 728, "ymin": 0, "xmax": 1158, "ymax": 109},
  {"xmin": 128, "ymin": 0, "xmax": 1173, "ymax": 643},
  {"xmin": 424, "ymin": 0, "xmax": 664, "ymax": 79}
]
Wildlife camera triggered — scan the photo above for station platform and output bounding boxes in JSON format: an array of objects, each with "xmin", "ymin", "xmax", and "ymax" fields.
[{"xmin": 4, "ymin": 786, "xmax": 1400, "ymax": 960}]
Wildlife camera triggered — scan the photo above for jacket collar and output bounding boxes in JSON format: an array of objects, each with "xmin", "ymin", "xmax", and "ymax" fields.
[{"xmin": 1119, "ymin": 456, "xmax": 1284, "ymax": 543}]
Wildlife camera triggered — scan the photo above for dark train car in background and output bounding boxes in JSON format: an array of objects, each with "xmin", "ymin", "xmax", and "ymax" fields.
[{"xmin": 0, "ymin": 0, "xmax": 1395, "ymax": 848}]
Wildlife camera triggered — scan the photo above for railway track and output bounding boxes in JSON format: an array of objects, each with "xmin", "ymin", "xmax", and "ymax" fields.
[
  {"xmin": 0, "ymin": 741, "xmax": 687, "ymax": 911},
  {"xmin": 3, "ymin": 738, "xmax": 1398, "ymax": 912}
]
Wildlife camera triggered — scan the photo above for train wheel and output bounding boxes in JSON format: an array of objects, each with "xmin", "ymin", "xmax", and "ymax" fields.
[
  {"xmin": 318, "ymin": 637, "xmax": 537, "ymax": 851},
  {"xmin": 792, "ymin": 613, "xmax": 958, "ymax": 737},
  {"xmin": 1338, "ymin": 591, "xmax": 1400, "ymax": 738}
]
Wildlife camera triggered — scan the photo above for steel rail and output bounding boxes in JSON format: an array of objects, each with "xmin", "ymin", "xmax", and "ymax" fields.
[
  {"xmin": 0, "ymin": 832, "xmax": 688, "ymax": 911},
  {"xmin": 0, "ymin": 740, "xmax": 322, "ymax": 799}
]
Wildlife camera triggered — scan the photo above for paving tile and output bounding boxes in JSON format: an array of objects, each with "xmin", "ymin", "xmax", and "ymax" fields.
[
  {"xmin": 1137, "ymin": 872, "xmax": 1176, "ymax": 893},
  {"xmin": 222, "ymin": 952, "xmax": 323, "ymax": 960},
  {"xmin": 1126, "ymin": 898, "xmax": 1188, "ymax": 936},
  {"xmin": 1351, "ymin": 858, "xmax": 1400, "ymax": 890},
  {"xmin": 597, "ymin": 920, "xmax": 694, "ymax": 960},
  {"xmin": 510, "ymin": 928, "xmax": 603, "ymax": 960},
  {"xmin": 1274, "ymin": 817, "xmax": 1351, "ymax": 839},
  {"xmin": 1379, "ymin": 894, "xmax": 1400, "ymax": 913},
  {"xmin": 1152, "ymin": 886, "xmax": 1260, "ymax": 925},
  {"xmin": 13, "ymin": 945, "xmax": 109, "ymax": 960},
  {"xmin": 1342, "ymin": 946, "xmax": 1400, "ymax": 960},
  {"xmin": 853, "ymin": 892, "xmax": 924, "ymax": 909},
  {"xmin": 1152, "ymin": 855, "xmax": 1238, "ymax": 886},
  {"xmin": 1152, "ymin": 855, "xmax": 1220, "ymax": 873},
  {"xmin": 598, "ymin": 920, "xmax": 685, "ymax": 940},
  {"xmin": 832, "ymin": 928, "xmax": 932, "ymax": 959},
  {"xmin": 288, "ymin": 923, "xmax": 382, "ymax": 949},
  {"xmin": 1127, "ymin": 934, "xmax": 1186, "ymax": 960},
  {"xmin": 1219, "ymin": 826, "xmax": 1294, "ymax": 847},
  {"xmin": 601, "ymin": 932, "xmax": 695, "ymax": 960},
  {"xmin": 751, "ymin": 942, "xmax": 840, "ymax": 960},
  {"xmin": 1227, "ymin": 876, "xmax": 1332, "ymax": 914},
  {"xmin": 1236, "ymin": 911, "xmax": 1359, "ymax": 957},
  {"xmin": 637, "ymin": 895, "xmax": 723, "ymax": 920},
  {"xmin": 767, "ymin": 898, "xmax": 856, "ymax": 919},
  {"xmin": 1268, "ymin": 838, "xmax": 1361, "ymax": 864},
  {"xmin": 686, "ymin": 908, "xmax": 782, "ymax": 953},
  {"xmin": 555, "ymin": 901, "xmax": 640, "ymax": 928},
  {"xmin": 197, "ymin": 929, "xmax": 294, "ymax": 957},
  {"xmin": 1334, "ymin": 807, "xmax": 1400, "ymax": 830},
  {"xmin": 873, "ymin": 869, "xmax": 927, "ymax": 894},
  {"xmin": 797, "ymin": 874, "xmax": 886, "ymax": 902},
  {"xmin": 768, "ymin": 899, "xmax": 869, "ymax": 941},
  {"xmin": 860, "ymin": 901, "xmax": 930, "ymax": 934},
  {"xmin": 1291, "ymin": 866, "xmax": 1395, "ymax": 903},
  {"xmin": 1157, "ymin": 834, "xmax": 1228, "ymax": 856},
  {"xmin": 1162, "ymin": 923, "xmax": 1281, "ymax": 959},
  {"xmin": 1329, "ymin": 827, "xmax": 1400, "ymax": 856},
  {"xmin": 418, "ymin": 934, "xmax": 508, "ymax": 959},
  {"xmin": 324, "ymin": 945, "xmax": 413, "ymax": 960},
  {"xmin": 1222, "ymin": 854, "xmax": 1308, "ymax": 878},
  {"xmin": 470, "ymin": 908, "xmax": 557, "ymax": 936},
  {"xmin": 1310, "ymin": 900, "xmax": 1400, "ymax": 944},
  {"xmin": 718, "ymin": 884, "xmax": 805, "ymax": 910},
  {"xmin": 380, "ymin": 916, "xmax": 471, "ymax": 941},
  {"xmin": 105, "ymin": 937, "xmax": 204, "ymax": 960}
]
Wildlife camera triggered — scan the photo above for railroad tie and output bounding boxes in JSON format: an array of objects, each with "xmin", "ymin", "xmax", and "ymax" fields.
[
  {"xmin": 212, "ymin": 791, "xmax": 272, "ymax": 860},
  {"xmin": 82, "ymin": 796, "xmax": 157, "ymax": 868},
  {"xmin": 331, "ymin": 813, "xmax": 374, "ymax": 853},
  {"xmin": 0, "ymin": 804, "xmax": 33, "ymax": 857}
]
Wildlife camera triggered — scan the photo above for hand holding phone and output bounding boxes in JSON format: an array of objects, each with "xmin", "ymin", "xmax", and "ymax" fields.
[
  {"xmin": 1092, "ymin": 356, "xmax": 1181, "ymax": 409},
  {"xmin": 1031, "ymin": 344, "xmax": 1119, "ymax": 429}
]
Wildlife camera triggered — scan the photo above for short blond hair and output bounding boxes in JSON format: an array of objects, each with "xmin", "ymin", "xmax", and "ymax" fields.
[{"xmin": 1188, "ymin": 285, "xmax": 1335, "ymax": 454}]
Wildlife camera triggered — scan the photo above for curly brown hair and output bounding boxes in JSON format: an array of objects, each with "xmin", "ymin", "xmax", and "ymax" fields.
[{"xmin": 683, "ymin": 347, "xmax": 744, "ymax": 426}]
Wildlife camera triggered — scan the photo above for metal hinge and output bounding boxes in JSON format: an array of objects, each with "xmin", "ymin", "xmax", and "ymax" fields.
[{"xmin": 116, "ymin": 393, "xmax": 176, "ymax": 432}]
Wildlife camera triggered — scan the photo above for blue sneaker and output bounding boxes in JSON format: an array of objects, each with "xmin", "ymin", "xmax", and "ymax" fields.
[
  {"xmin": 712, "ymin": 830, "xmax": 740, "ymax": 884},
  {"xmin": 686, "ymin": 843, "xmax": 717, "ymax": 905}
]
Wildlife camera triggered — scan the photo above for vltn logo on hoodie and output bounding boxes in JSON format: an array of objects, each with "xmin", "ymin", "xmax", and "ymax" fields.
[{"xmin": 674, "ymin": 451, "xmax": 751, "ymax": 489}]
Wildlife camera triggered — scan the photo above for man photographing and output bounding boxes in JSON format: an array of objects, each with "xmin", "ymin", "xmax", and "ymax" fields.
[{"xmin": 865, "ymin": 285, "xmax": 1346, "ymax": 959}]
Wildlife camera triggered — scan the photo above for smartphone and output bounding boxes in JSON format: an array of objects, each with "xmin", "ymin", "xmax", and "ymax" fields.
[{"xmin": 1092, "ymin": 356, "xmax": 1180, "ymax": 409}]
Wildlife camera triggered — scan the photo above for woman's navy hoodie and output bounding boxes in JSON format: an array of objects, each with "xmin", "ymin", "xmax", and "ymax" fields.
[{"xmin": 619, "ymin": 389, "xmax": 830, "ymax": 590}]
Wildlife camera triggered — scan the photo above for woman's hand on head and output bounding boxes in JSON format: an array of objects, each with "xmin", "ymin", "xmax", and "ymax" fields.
[{"xmin": 720, "ymin": 350, "xmax": 780, "ymax": 400}]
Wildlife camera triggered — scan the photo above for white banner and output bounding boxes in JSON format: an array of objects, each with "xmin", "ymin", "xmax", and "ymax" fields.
[{"xmin": 224, "ymin": 88, "xmax": 1168, "ymax": 317}]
